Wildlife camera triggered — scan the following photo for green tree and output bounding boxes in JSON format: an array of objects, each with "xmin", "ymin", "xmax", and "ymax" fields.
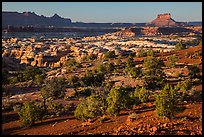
[
  {"xmin": 18, "ymin": 102, "xmax": 45, "ymax": 127},
  {"xmin": 74, "ymin": 94, "xmax": 107, "ymax": 121},
  {"xmin": 126, "ymin": 56, "xmax": 135, "ymax": 68},
  {"xmin": 167, "ymin": 54, "xmax": 178, "ymax": 68},
  {"xmin": 106, "ymin": 86, "xmax": 133, "ymax": 116},
  {"xmin": 143, "ymin": 56, "xmax": 166, "ymax": 89},
  {"xmin": 154, "ymin": 84, "xmax": 180, "ymax": 119},
  {"xmin": 134, "ymin": 87, "xmax": 149, "ymax": 103},
  {"xmin": 40, "ymin": 77, "xmax": 66, "ymax": 111},
  {"xmin": 34, "ymin": 74, "xmax": 45, "ymax": 86},
  {"xmin": 22, "ymin": 66, "xmax": 43, "ymax": 81},
  {"xmin": 188, "ymin": 65, "xmax": 201, "ymax": 79},
  {"xmin": 175, "ymin": 42, "xmax": 186, "ymax": 50},
  {"xmin": 128, "ymin": 67, "xmax": 142, "ymax": 78}
]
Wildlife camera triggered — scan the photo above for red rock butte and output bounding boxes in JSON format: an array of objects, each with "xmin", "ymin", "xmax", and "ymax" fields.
[{"xmin": 147, "ymin": 13, "xmax": 180, "ymax": 27}]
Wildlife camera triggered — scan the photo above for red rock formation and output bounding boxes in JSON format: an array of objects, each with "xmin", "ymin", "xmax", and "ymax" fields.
[
  {"xmin": 114, "ymin": 28, "xmax": 135, "ymax": 37},
  {"xmin": 147, "ymin": 13, "xmax": 178, "ymax": 27}
]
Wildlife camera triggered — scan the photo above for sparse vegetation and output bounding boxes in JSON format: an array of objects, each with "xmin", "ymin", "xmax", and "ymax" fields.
[
  {"xmin": 167, "ymin": 54, "xmax": 178, "ymax": 68},
  {"xmin": 18, "ymin": 102, "xmax": 45, "ymax": 127},
  {"xmin": 106, "ymin": 86, "xmax": 133, "ymax": 116},
  {"xmin": 154, "ymin": 84, "xmax": 180, "ymax": 119},
  {"xmin": 74, "ymin": 94, "xmax": 107, "ymax": 121},
  {"xmin": 40, "ymin": 77, "xmax": 66, "ymax": 111},
  {"xmin": 143, "ymin": 56, "xmax": 166, "ymax": 89}
]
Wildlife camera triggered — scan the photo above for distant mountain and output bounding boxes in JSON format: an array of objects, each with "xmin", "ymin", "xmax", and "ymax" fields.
[
  {"xmin": 2, "ymin": 11, "xmax": 72, "ymax": 27},
  {"xmin": 2, "ymin": 11, "xmax": 201, "ymax": 29},
  {"xmin": 146, "ymin": 13, "xmax": 186, "ymax": 27},
  {"xmin": 1, "ymin": 11, "xmax": 146, "ymax": 28}
]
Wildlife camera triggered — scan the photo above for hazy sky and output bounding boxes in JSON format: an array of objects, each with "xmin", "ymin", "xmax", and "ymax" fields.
[{"xmin": 2, "ymin": 2, "xmax": 202, "ymax": 23}]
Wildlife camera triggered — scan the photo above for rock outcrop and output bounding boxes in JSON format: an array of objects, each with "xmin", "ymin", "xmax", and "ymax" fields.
[{"xmin": 147, "ymin": 13, "xmax": 181, "ymax": 27}]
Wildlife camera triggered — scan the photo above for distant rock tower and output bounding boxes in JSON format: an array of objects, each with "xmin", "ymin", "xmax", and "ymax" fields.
[{"xmin": 147, "ymin": 13, "xmax": 178, "ymax": 27}]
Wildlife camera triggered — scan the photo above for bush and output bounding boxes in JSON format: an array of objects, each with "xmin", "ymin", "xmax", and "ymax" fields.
[
  {"xmin": 188, "ymin": 65, "xmax": 201, "ymax": 79},
  {"xmin": 104, "ymin": 50, "xmax": 116, "ymax": 59},
  {"xmin": 128, "ymin": 67, "xmax": 142, "ymax": 78},
  {"xmin": 181, "ymin": 79, "xmax": 192, "ymax": 93},
  {"xmin": 68, "ymin": 75, "xmax": 79, "ymax": 85},
  {"xmin": 34, "ymin": 74, "xmax": 45, "ymax": 86},
  {"xmin": 22, "ymin": 66, "xmax": 43, "ymax": 82},
  {"xmin": 134, "ymin": 87, "xmax": 149, "ymax": 103},
  {"xmin": 167, "ymin": 54, "xmax": 178, "ymax": 68},
  {"xmin": 154, "ymin": 84, "xmax": 180, "ymax": 119},
  {"xmin": 8, "ymin": 76, "xmax": 19, "ymax": 84},
  {"xmin": 40, "ymin": 77, "xmax": 66, "ymax": 111},
  {"xmin": 75, "ymin": 87, "xmax": 92, "ymax": 98},
  {"xmin": 174, "ymin": 82, "xmax": 181, "ymax": 91},
  {"xmin": 136, "ymin": 48, "xmax": 147, "ymax": 57},
  {"xmin": 80, "ymin": 71, "xmax": 105, "ymax": 87},
  {"xmin": 175, "ymin": 42, "xmax": 186, "ymax": 50},
  {"xmin": 143, "ymin": 56, "xmax": 166, "ymax": 89},
  {"xmin": 74, "ymin": 94, "xmax": 107, "ymax": 121},
  {"xmin": 48, "ymin": 102, "xmax": 64, "ymax": 116},
  {"xmin": 126, "ymin": 56, "xmax": 135, "ymax": 68},
  {"xmin": 18, "ymin": 102, "xmax": 45, "ymax": 127},
  {"xmin": 64, "ymin": 58, "xmax": 82, "ymax": 72},
  {"xmin": 106, "ymin": 86, "xmax": 133, "ymax": 116}
]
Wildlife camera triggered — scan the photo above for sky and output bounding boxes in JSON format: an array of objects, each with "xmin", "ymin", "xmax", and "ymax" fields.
[{"xmin": 2, "ymin": 2, "xmax": 202, "ymax": 23}]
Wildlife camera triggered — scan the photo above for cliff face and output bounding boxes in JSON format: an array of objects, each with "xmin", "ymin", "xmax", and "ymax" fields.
[
  {"xmin": 2, "ymin": 11, "xmax": 72, "ymax": 27},
  {"xmin": 147, "ymin": 13, "xmax": 181, "ymax": 27}
]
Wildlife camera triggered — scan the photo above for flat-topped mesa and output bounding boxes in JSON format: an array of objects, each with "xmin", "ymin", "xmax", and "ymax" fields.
[
  {"xmin": 147, "ymin": 13, "xmax": 179, "ymax": 27},
  {"xmin": 157, "ymin": 13, "xmax": 171, "ymax": 19}
]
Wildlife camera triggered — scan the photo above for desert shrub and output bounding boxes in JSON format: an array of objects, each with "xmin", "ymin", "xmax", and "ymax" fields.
[
  {"xmin": 136, "ymin": 48, "xmax": 147, "ymax": 57},
  {"xmin": 129, "ymin": 87, "xmax": 141, "ymax": 105},
  {"xmin": 116, "ymin": 58, "xmax": 122, "ymax": 66},
  {"xmin": 34, "ymin": 74, "xmax": 45, "ymax": 86},
  {"xmin": 134, "ymin": 87, "xmax": 150, "ymax": 103},
  {"xmin": 18, "ymin": 102, "xmax": 45, "ymax": 127},
  {"xmin": 188, "ymin": 65, "xmax": 201, "ymax": 79},
  {"xmin": 181, "ymin": 79, "xmax": 192, "ymax": 93},
  {"xmin": 75, "ymin": 87, "xmax": 92, "ymax": 98},
  {"xmin": 74, "ymin": 94, "xmax": 107, "ymax": 121},
  {"xmin": 174, "ymin": 82, "xmax": 181, "ymax": 91},
  {"xmin": 106, "ymin": 86, "xmax": 133, "ymax": 116},
  {"xmin": 68, "ymin": 75, "xmax": 79, "ymax": 85},
  {"xmin": 48, "ymin": 102, "xmax": 64, "ymax": 116},
  {"xmin": 64, "ymin": 58, "xmax": 82, "ymax": 72},
  {"xmin": 104, "ymin": 50, "xmax": 116, "ymax": 59},
  {"xmin": 175, "ymin": 42, "xmax": 186, "ymax": 50},
  {"xmin": 98, "ymin": 64, "xmax": 106, "ymax": 73},
  {"xmin": 143, "ymin": 56, "xmax": 166, "ymax": 89},
  {"xmin": 167, "ymin": 54, "xmax": 178, "ymax": 68},
  {"xmin": 154, "ymin": 84, "xmax": 180, "ymax": 119},
  {"xmin": 80, "ymin": 71, "xmax": 105, "ymax": 87},
  {"xmin": 105, "ymin": 62, "xmax": 115, "ymax": 73},
  {"xmin": 8, "ymin": 76, "xmax": 19, "ymax": 84},
  {"xmin": 127, "ymin": 67, "xmax": 142, "ymax": 78},
  {"xmin": 22, "ymin": 66, "xmax": 43, "ymax": 82},
  {"xmin": 98, "ymin": 62, "xmax": 115, "ymax": 74},
  {"xmin": 40, "ymin": 77, "xmax": 66, "ymax": 111},
  {"xmin": 125, "ymin": 56, "xmax": 135, "ymax": 68}
]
